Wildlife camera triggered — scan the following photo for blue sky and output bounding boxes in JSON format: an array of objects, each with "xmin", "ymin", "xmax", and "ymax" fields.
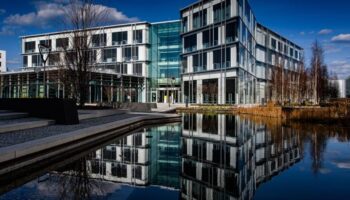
[{"xmin": 1, "ymin": 0, "xmax": 350, "ymax": 78}]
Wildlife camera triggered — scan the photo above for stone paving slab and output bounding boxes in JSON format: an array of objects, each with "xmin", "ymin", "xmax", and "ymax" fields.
[
  {"xmin": 0, "ymin": 112, "xmax": 28, "ymax": 120},
  {"xmin": 0, "ymin": 120, "xmax": 55, "ymax": 134},
  {"xmin": 0, "ymin": 113, "xmax": 181, "ymax": 172},
  {"xmin": 0, "ymin": 113, "xmax": 142, "ymax": 148}
]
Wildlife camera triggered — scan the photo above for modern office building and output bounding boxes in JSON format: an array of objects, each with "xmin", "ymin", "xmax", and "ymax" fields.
[
  {"xmin": 181, "ymin": 0, "xmax": 303, "ymax": 105},
  {"xmin": 0, "ymin": 0, "xmax": 303, "ymax": 105},
  {"xmin": 0, "ymin": 50, "xmax": 6, "ymax": 72},
  {"xmin": 0, "ymin": 21, "xmax": 181, "ymax": 102}
]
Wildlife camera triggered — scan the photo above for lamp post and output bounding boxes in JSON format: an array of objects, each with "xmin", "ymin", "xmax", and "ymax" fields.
[{"xmin": 38, "ymin": 43, "xmax": 51, "ymax": 98}]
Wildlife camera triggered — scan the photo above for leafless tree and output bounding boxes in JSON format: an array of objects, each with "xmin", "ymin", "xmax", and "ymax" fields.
[
  {"xmin": 56, "ymin": 0, "xmax": 109, "ymax": 107},
  {"xmin": 310, "ymin": 40, "xmax": 328, "ymax": 104}
]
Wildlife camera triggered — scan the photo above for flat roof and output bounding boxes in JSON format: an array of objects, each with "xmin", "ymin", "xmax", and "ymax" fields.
[
  {"xmin": 20, "ymin": 21, "xmax": 150, "ymax": 39},
  {"xmin": 257, "ymin": 23, "xmax": 303, "ymax": 50}
]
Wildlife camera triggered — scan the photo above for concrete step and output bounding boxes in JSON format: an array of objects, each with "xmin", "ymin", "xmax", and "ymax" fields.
[
  {"xmin": 0, "ymin": 119, "xmax": 55, "ymax": 134},
  {"xmin": 0, "ymin": 112, "xmax": 28, "ymax": 120}
]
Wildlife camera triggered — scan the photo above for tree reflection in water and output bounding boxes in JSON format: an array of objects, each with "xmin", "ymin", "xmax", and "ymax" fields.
[{"xmin": 38, "ymin": 156, "xmax": 107, "ymax": 200}]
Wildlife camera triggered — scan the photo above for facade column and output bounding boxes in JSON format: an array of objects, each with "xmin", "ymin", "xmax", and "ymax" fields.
[
  {"xmin": 17, "ymin": 74, "xmax": 20, "ymax": 98},
  {"xmin": 196, "ymin": 79, "xmax": 202, "ymax": 104},
  {"xmin": 218, "ymin": 77, "xmax": 226, "ymax": 104},
  {"xmin": 26, "ymin": 73, "xmax": 30, "ymax": 98},
  {"xmin": 100, "ymin": 74, "xmax": 103, "ymax": 103},
  {"xmin": 110, "ymin": 75, "xmax": 114, "ymax": 103}
]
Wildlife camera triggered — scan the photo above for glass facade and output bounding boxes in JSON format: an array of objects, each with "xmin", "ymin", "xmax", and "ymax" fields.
[{"xmin": 148, "ymin": 21, "xmax": 182, "ymax": 103}]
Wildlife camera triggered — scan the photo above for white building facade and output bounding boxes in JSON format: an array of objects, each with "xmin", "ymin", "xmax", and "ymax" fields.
[{"xmin": 0, "ymin": 50, "xmax": 6, "ymax": 72}]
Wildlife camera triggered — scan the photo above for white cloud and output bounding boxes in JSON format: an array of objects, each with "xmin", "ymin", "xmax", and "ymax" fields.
[
  {"xmin": 318, "ymin": 29, "xmax": 333, "ymax": 35},
  {"xmin": 329, "ymin": 60, "xmax": 350, "ymax": 79},
  {"xmin": 3, "ymin": 1, "xmax": 138, "ymax": 29},
  {"xmin": 331, "ymin": 34, "xmax": 350, "ymax": 43}
]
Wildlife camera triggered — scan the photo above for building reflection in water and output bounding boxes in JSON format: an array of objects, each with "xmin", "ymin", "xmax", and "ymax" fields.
[
  {"xmin": 180, "ymin": 114, "xmax": 301, "ymax": 200},
  {"xmin": 70, "ymin": 113, "xmax": 301, "ymax": 199},
  {"xmin": 87, "ymin": 123, "xmax": 181, "ymax": 189},
  {"xmin": 4, "ymin": 113, "xmax": 350, "ymax": 199}
]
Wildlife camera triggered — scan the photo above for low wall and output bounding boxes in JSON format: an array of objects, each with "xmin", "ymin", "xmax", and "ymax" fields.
[{"xmin": 0, "ymin": 98, "xmax": 79, "ymax": 125}]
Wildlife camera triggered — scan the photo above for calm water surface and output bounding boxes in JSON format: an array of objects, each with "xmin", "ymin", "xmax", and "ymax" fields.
[{"xmin": 1, "ymin": 114, "xmax": 350, "ymax": 200}]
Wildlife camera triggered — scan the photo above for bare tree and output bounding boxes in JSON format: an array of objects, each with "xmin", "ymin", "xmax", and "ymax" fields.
[
  {"xmin": 310, "ymin": 40, "xmax": 328, "ymax": 104},
  {"xmin": 57, "ymin": 0, "xmax": 109, "ymax": 107}
]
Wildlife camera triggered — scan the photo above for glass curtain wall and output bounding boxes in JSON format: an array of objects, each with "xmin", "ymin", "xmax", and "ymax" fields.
[{"xmin": 149, "ymin": 21, "xmax": 182, "ymax": 103}]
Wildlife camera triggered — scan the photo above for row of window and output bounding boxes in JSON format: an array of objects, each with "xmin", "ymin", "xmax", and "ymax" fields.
[
  {"xmin": 23, "ymin": 47, "xmax": 140, "ymax": 67},
  {"xmin": 184, "ymin": 20, "xmax": 253, "ymax": 54},
  {"xmin": 184, "ymin": 48, "xmax": 232, "ymax": 73},
  {"xmin": 24, "ymin": 30, "xmax": 144, "ymax": 53},
  {"xmin": 270, "ymin": 38, "xmax": 301, "ymax": 60},
  {"xmin": 182, "ymin": 0, "xmax": 231, "ymax": 32}
]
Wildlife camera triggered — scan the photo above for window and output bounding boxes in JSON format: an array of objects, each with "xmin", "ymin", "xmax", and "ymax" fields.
[
  {"xmin": 182, "ymin": 17, "xmax": 188, "ymax": 33},
  {"xmin": 133, "ymin": 63, "xmax": 142, "ymax": 76},
  {"xmin": 116, "ymin": 63, "xmax": 128, "ymax": 74},
  {"xmin": 226, "ymin": 21, "xmax": 238, "ymax": 43},
  {"xmin": 123, "ymin": 47, "xmax": 138, "ymax": 61},
  {"xmin": 278, "ymin": 42, "xmax": 282, "ymax": 51},
  {"xmin": 23, "ymin": 56, "xmax": 28, "ymax": 67},
  {"xmin": 184, "ymin": 34, "xmax": 197, "ymax": 52},
  {"xmin": 271, "ymin": 38, "xmax": 276, "ymax": 49},
  {"xmin": 213, "ymin": 3, "xmax": 222, "ymax": 23},
  {"xmin": 103, "ymin": 48, "xmax": 116, "ymax": 62},
  {"xmin": 290, "ymin": 48, "xmax": 294, "ymax": 57},
  {"xmin": 213, "ymin": 48, "xmax": 230, "ymax": 69},
  {"xmin": 193, "ymin": 9, "xmax": 207, "ymax": 29},
  {"xmin": 112, "ymin": 31, "xmax": 128, "ymax": 45},
  {"xmin": 48, "ymin": 53, "xmax": 60, "ymax": 66},
  {"xmin": 25, "ymin": 41, "xmax": 36, "ymax": 53},
  {"xmin": 133, "ymin": 30, "xmax": 143, "ymax": 43},
  {"xmin": 32, "ymin": 55, "xmax": 42, "ymax": 67},
  {"xmin": 56, "ymin": 38, "xmax": 69, "ymax": 49},
  {"xmin": 193, "ymin": 53, "xmax": 207, "ymax": 72},
  {"xmin": 132, "ymin": 166, "xmax": 142, "ymax": 179},
  {"xmin": 39, "ymin": 40, "xmax": 52, "ymax": 49},
  {"xmin": 92, "ymin": 34, "xmax": 106, "ymax": 47}
]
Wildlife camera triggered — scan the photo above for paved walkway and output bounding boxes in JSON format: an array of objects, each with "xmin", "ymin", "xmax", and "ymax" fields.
[{"xmin": 0, "ymin": 113, "xmax": 142, "ymax": 148}]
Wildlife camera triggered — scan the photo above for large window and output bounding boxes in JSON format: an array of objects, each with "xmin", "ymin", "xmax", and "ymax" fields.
[
  {"xmin": 226, "ymin": 21, "xmax": 238, "ymax": 43},
  {"xmin": 202, "ymin": 79, "xmax": 218, "ymax": 104},
  {"xmin": 23, "ymin": 56, "xmax": 28, "ymax": 67},
  {"xmin": 56, "ymin": 38, "xmax": 69, "ymax": 49},
  {"xmin": 25, "ymin": 41, "xmax": 36, "ymax": 53},
  {"xmin": 133, "ymin": 63, "xmax": 142, "ymax": 76},
  {"xmin": 193, "ymin": 53, "xmax": 207, "ymax": 72},
  {"xmin": 213, "ymin": 0, "xmax": 230, "ymax": 23},
  {"xmin": 32, "ymin": 55, "xmax": 42, "ymax": 67},
  {"xmin": 202, "ymin": 27, "xmax": 218, "ymax": 48},
  {"xmin": 116, "ymin": 63, "xmax": 128, "ymax": 74},
  {"xmin": 48, "ymin": 53, "xmax": 60, "ymax": 66},
  {"xmin": 123, "ymin": 47, "xmax": 138, "ymax": 61},
  {"xmin": 182, "ymin": 17, "xmax": 188, "ymax": 33},
  {"xmin": 193, "ymin": 9, "xmax": 207, "ymax": 29},
  {"xmin": 184, "ymin": 81, "xmax": 197, "ymax": 103},
  {"xmin": 271, "ymin": 38, "xmax": 277, "ymax": 50},
  {"xmin": 184, "ymin": 34, "xmax": 197, "ymax": 52},
  {"xmin": 39, "ymin": 40, "xmax": 52, "ymax": 50},
  {"xmin": 103, "ymin": 48, "xmax": 116, "ymax": 62},
  {"xmin": 112, "ymin": 31, "xmax": 128, "ymax": 45},
  {"xmin": 213, "ymin": 48, "xmax": 230, "ymax": 69},
  {"xmin": 92, "ymin": 34, "xmax": 106, "ymax": 47},
  {"xmin": 133, "ymin": 30, "xmax": 143, "ymax": 43}
]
